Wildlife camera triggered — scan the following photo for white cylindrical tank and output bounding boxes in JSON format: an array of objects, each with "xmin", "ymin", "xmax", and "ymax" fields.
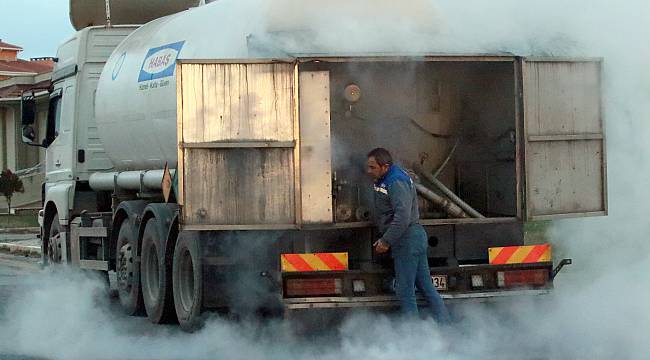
[
  {"xmin": 95, "ymin": 0, "xmax": 442, "ymax": 171},
  {"xmin": 96, "ymin": 1, "xmax": 263, "ymax": 171}
]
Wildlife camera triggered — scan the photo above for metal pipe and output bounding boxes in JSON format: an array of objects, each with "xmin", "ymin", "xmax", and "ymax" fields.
[
  {"xmin": 116, "ymin": 171, "xmax": 142, "ymax": 190},
  {"xmin": 414, "ymin": 182, "xmax": 468, "ymax": 219},
  {"xmin": 142, "ymin": 169, "xmax": 175, "ymax": 189},
  {"xmin": 432, "ymin": 137, "xmax": 460, "ymax": 179},
  {"xmin": 415, "ymin": 165, "xmax": 485, "ymax": 219},
  {"xmin": 89, "ymin": 172, "xmax": 117, "ymax": 191},
  {"xmin": 90, "ymin": 169, "xmax": 174, "ymax": 192}
]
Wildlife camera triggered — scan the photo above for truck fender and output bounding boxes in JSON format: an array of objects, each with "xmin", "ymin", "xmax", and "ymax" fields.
[
  {"xmin": 139, "ymin": 203, "xmax": 180, "ymax": 258},
  {"xmin": 43, "ymin": 181, "xmax": 75, "ymax": 226},
  {"xmin": 112, "ymin": 200, "xmax": 149, "ymax": 262}
]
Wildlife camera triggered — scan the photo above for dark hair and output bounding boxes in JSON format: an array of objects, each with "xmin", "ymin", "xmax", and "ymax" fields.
[{"xmin": 367, "ymin": 148, "xmax": 393, "ymax": 166}]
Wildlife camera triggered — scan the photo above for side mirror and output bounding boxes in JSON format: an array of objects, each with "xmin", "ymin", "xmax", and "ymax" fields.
[
  {"xmin": 22, "ymin": 125, "xmax": 36, "ymax": 143},
  {"xmin": 20, "ymin": 92, "xmax": 44, "ymax": 147},
  {"xmin": 21, "ymin": 92, "xmax": 36, "ymax": 126}
]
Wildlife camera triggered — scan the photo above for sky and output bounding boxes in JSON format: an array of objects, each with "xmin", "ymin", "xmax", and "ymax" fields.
[{"xmin": 0, "ymin": 0, "xmax": 74, "ymax": 59}]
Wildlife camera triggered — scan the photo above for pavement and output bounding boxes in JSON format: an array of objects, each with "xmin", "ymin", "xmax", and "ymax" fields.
[{"xmin": 0, "ymin": 230, "xmax": 41, "ymax": 258}]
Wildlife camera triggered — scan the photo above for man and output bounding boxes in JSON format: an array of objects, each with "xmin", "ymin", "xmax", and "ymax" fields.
[{"xmin": 367, "ymin": 147, "xmax": 449, "ymax": 322}]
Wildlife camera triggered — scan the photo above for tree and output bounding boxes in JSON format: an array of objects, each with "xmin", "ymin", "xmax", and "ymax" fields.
[{"xmin": 0, "ymin": 169, "xmax": 25, "ymax": 214}]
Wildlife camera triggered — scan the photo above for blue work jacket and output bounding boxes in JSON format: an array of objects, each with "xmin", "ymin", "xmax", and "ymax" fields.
[{"xmin": 373, "ymin": 164, "xmax": 427, "ymax": 258}]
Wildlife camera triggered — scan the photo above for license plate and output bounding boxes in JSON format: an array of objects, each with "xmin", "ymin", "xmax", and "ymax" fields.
[{"xmin": 431, "ymin": 275, "xmax": 448, "ymax": 291}]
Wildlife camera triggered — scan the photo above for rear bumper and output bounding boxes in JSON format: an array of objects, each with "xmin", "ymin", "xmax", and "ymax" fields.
[{"xmin": 283, "ymin": 288, "xmax": 551, "ymax": 310}]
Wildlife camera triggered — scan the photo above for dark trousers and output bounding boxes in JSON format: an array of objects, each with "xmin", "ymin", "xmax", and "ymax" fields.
[{"xmin": 394, "ymin": 251, "xmax": 450, "ymax": 322}]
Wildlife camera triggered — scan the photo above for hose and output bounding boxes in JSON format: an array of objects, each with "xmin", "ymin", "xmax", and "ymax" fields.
[{"xmin": 414, "ymin": 182, "xmax": 468, "ymax": 219}]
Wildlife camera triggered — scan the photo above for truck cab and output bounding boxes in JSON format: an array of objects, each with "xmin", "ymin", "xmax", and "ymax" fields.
[{"xmin": 20, "ymin": 26, "xmax": 137, "ymax": 259}]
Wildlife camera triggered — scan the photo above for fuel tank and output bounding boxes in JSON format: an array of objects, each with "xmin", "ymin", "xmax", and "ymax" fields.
[
  {"xmin": 95, "ymin": 1, "xmax": 259, "ymax": 170},
  {"xmin": 95, "ymin": 0, "xmax": 444, "ymax": 171}
]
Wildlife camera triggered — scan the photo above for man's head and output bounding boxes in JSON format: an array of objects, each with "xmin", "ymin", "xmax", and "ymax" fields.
[{"xmin": 367, "ymin": 148, "xmax": 393, "ymax": 181}]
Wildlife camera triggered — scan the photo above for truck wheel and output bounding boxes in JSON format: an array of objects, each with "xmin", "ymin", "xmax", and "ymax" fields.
[
  {"xmin": 46, "ymin": 214, "xmax": 63, "ymax": 264},
  {"xmin": 141, "ymin": 218, "xmax": 176, "ymax": 324},
  {"xmin": 116, "ymin": 218, "xmax": 144, "ymax": 316},
  {"xmin": 173, "ymin": 233, "xmax": 203, "ymax": 331}
]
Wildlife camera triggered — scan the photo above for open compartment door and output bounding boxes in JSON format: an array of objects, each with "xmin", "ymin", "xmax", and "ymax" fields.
[
  {"xmin": 177, "ymin": 60, "xmax": 298, "ymax": 229},
  {"xmin": 522, "ymin": 58, "xmax": 607, "ymax": 220}
]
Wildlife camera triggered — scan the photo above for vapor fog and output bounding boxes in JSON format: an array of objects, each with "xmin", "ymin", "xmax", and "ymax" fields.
[{"xmin": 2, "ymin": 0, "xmax": 649, "ymax": 358}]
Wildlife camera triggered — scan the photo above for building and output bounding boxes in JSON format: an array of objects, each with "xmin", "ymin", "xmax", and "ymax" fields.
[{"xmin": 0, "ymin": 40, "xmax": 54, "ymax": 210}]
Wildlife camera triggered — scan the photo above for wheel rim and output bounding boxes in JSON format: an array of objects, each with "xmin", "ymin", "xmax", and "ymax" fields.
[
  {"xmin": 117, "ymin": 243, "xmax": 134, "ymax": 292},
  {"xmin": 144, "ymin": 243, "xmax": 160, "ymax": 302},
  {"xmin": 47, "ymin": 223, "xmax": 62, "ymax": 263},
  {"xmin": 179, "ymin": 248, "xmax": 194, "ymax": 312}
]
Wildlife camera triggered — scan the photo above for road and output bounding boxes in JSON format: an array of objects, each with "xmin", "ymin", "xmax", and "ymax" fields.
[
  {"xmin": 0, "ymin": 253, "xmax": 48, "ymax": 360},
  {"xmin": 0, "ymin": 252, "xmax": 182, "ymax": 360},
  {"xmin": 0, "ymin": 250, "xmax": 552, "ymax": 360}
]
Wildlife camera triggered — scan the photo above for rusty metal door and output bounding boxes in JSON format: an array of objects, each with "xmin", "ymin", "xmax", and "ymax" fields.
[
  {"xmin": 522, "ymin": 58, "xmax": 607, "ymax": 220},
  {"xmin": 176, "ymin": 60, "xmax": 299, "ymax": 230}
]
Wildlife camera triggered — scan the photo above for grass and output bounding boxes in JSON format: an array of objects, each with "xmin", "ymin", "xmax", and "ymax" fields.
[{"xmin": 0, "ymin": 214, "xmax": 39, "ymax": 229}]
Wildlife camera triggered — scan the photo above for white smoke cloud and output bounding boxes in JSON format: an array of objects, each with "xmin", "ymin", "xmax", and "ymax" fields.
[{"xmin": 2, "ymin": 0, "xmax": 649, "ymax": 359}]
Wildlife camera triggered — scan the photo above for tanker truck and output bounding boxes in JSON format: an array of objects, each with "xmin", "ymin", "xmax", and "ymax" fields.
[{"xmin": 19, "ymin": 0, "xmax": 605, "ymax": 330}]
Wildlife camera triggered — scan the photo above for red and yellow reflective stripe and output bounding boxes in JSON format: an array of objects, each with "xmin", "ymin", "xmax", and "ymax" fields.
[
  {"xmin": 488, "ymin": 244, "xmax": 552, "ymax": 265},
  {"xmin": 281, "ymin": 253, "xmax": 348, "ymax": 272}
]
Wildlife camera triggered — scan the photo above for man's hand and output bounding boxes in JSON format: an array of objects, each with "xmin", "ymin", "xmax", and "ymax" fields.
[{"xmin": 373, "ymin": 239, "xmax": 390, "ymax": 254}]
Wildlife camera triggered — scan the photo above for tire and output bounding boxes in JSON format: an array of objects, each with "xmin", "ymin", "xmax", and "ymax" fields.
[
  {"xmin": 141, "ymin": 218, "xmax": 176, "ymax": 324},
  {"xmin": 115, "ymin": 218, "xmax": 144, "ymax": 316},
  {"xmin": 46, "ymin": 214, "xmax": 62, "ymax": 264},
  {"xmin": 173, "ymin": 233, "xmax": 203, "ymax": 332}
]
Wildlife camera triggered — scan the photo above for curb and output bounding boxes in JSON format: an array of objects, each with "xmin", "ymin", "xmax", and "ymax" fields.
[
  {"xmin": 0, "ymin": 243, "xmax": 41, "ymax": 257},
  {"xmin": 0, "ymin": 227, "xmax": 40, "ymax": 234}
]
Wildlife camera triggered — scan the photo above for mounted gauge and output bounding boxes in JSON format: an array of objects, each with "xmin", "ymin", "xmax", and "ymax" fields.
[{"xmin": 343, "ymin": 84, "xmax": 362, "ymax": 103}]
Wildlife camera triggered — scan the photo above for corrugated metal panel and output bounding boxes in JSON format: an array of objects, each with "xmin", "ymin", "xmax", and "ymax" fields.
[
  {"xmin": 86, "ymin": 28, "xmax": 135, "ymax": 63},
  {"xmin": 299, "ymin": 71, "xmax": 333, "ymax": 223},
  {"xmin": 523, "ymin": 59, "xmax": 606, "ymax": 220}
]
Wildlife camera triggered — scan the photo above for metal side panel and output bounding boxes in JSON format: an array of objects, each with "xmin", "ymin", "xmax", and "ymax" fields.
[
  {"xmin": 183, "ymin": 148, "xmax": 295, "ymax": 225},
  {"xmin": 177, "ymin": 61, "xmax": 298, "ymax": 227},
  {"xmin": 299, "ymin": 71, "xmax": 333, "ymax": 223},
  {"xmin": 70, "ymin": 220, "xmax": 81, "ymax": 266},
  {"xmin": 179, "ymin": 62, "xmax": 296, "ymax": 143},
  {"xmin": 522, "ymin": 59, "xmax": 606, "ymax": 220},
  {"xmin": 79, "ymin": 260, "xmax": 109, "ymax": 271}
]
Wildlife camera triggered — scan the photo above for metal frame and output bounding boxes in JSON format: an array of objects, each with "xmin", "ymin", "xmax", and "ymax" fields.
[
  {"xmin": 176, "ymin": 65, "xmax": 185, "ymax": 206},
  {"xmin": 179, "ymin": 141, "xmax": 295, "ymax": 149},
  {"xmin": 514, "ymin": 58, "xmax": 524, "ymax": 220},
  {"xmin": 284, "ymin": 289, "xmax": 552, "ymax": 309},
  {"xmin": 69, "ymin": 219, "xmax": 110, "ymax": 270},
  {"xmin": 183, "ymin": 224, "xmax": 298, "ymax": 231},
  {"xmin": 179, "ymin": 55, "xmax": 517, "ymax": 65},
  {"xmin": 420, "ymin": 217, "xmax": 518, "ymax": 226},
  {"xmin": 293, "ymin": 63, "xmax": 302, "ymax": 227}
]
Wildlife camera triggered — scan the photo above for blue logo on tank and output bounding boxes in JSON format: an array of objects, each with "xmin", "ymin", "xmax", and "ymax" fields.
[
  {"xmin": 138, "ymin": 41, "xmax": 185, "ymax": 83},
  {"xmin": 112, "ymin": 52, "xmax": 126, "ymax": 80}
]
